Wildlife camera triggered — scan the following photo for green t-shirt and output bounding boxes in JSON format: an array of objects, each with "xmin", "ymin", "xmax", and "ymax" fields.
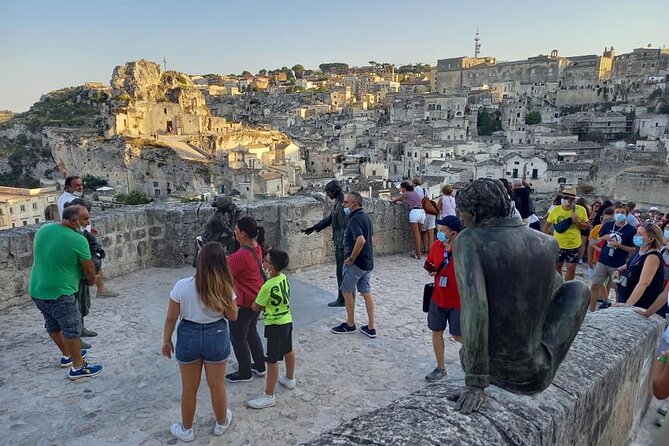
[
  {"xmin": 547, "ymin": 204, "xmax": 588, "ymax": 250},
  {"xmin": 28, "ymin": 223, "xmax": 92, "ymax": 300},
  {"xmin": 255, "ymin": 273, "xmax": 292, "ymax": 326}
]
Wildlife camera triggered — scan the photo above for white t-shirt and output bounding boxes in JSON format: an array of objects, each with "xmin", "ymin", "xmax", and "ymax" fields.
[
  {"xmin": 170, "ymin": 277, "xmax": 235, "ymax": 324},
  {"xmin": 57, "ymin": 191, "xmax": 80, "ymax": 218},
  {"xmin": 440, "ymin": 195, "xmax": 456, "ymax": 218},
  {"xmin": 415, "ymin": 186, "xmax": 428, "ymax": 199}
]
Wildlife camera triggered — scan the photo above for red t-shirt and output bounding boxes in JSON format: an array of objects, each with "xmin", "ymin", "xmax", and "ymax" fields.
[
  {"xmin": 227, "ymin": 245, "xmax": 265, "ymax": 308},
  {"xmin": 426, "ymin": 241, "xmax": 461, "ymax": 309}
]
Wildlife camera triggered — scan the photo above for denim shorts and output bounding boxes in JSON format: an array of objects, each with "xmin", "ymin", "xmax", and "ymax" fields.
[
  {"xmin": 427, "ymin": 300, "xmax": 461, "ymax": 336},
  {"xmin": 341, "ymin": 263, "xmax": 372, "ymax": 294},
  {"xmin": 176, "ymin": 318, "xmax": 231, "ymax": 365},
  {"xmin": 32, "ymin": 294, "xmax": 81, "ymax": 339}
]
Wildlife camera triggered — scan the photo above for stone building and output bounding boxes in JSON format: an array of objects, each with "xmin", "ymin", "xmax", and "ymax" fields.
[
  {"xmin": 612, "ymin": 47, "xmax": 669, "ymax": 81},
  {"xmin": 634, "ymin": 114, "xmax": 669, "ymax": 139},
  {"xmin": 562, "ymin": 112, "xmax": 628, "ymax": 139},
  {"xmin": 0, "ymin": 186, "xmax": 59, "ymax": 230}
]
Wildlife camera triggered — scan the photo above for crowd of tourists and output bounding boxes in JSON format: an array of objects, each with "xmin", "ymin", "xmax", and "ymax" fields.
[{"xmin": 26, "ymin": 174, "xmax": 669, "ymax": 441}]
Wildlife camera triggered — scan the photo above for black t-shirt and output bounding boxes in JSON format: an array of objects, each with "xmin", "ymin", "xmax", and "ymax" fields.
[
  {"xmin": 344, "ymin": 208, "xmax": 374, "ymax": 271},
  {"xmin": 598, "ymin": 221, "xmax": 636, "ymax": 268},
  {"xmin": 512, "ymin": 187, "xmax": 532, "ymax": 219}
]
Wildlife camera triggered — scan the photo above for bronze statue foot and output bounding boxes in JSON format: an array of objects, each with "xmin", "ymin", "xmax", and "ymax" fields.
[{"xmin": 446, "ymin": 387, "xmax": 485, "ymax": 414}]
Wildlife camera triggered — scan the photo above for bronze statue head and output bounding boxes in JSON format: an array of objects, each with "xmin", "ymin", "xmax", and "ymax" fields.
[
  {"xmin": 324, "ymin": 180, "xmax": 342, "ymax": 199},
  {"xmin": 456, "ymin": 178, "xmax": 512, "ymax": 228},
  {"xmin": 211, "ymin": 196, "xmax": 233, "ymax": 211}
]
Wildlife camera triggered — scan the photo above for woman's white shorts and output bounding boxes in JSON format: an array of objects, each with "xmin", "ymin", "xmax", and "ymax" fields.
[{"xmin": 409, "ymin": 209, "xmax": 426, "ymax": 224}]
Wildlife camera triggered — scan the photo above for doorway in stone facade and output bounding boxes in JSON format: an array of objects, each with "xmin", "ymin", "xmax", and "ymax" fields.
[{"xmin": 166, "ymin": 121, "xmax": 173, "ymax": 133}]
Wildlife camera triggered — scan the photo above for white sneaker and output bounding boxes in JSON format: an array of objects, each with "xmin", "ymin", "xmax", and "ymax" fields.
[
  {"xmin": 170, "ymin": 423, "xmax": 195, "ymax": 442},
  {"xmin": 278, "ymin": 375, "xmax": 296, "ymax": 390},
  {"xmin": 213, "ymin": 409, "xmax": 232, "ymax": 436},
  {"xmin": 247, "ymin": 393, "xmax": 276, "ymax": 409}
]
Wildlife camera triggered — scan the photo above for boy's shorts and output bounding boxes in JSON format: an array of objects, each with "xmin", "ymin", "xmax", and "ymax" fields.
[
  {"xmin": 427, "ymin": 300, "xmax": 461, "ymax": 336},
  {"xmin": 265, "ymin": 323, "xmax": 293, "ymax": 363}
]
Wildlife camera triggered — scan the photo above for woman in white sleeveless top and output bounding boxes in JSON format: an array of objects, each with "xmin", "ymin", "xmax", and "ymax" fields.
[{"xmin": 438, "ymin": 184, "xmax": 457, "ymax": 218}]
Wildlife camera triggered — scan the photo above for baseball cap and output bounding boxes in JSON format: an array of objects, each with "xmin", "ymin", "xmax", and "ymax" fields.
[{"xmin": 435, "ymin": 215, "xmax": 462, "ymax": 232}]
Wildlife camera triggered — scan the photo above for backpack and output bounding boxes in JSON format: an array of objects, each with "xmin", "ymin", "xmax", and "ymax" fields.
[{"xmin": 421, "ymin": 188, "xmax": 439, "ymax": 216}]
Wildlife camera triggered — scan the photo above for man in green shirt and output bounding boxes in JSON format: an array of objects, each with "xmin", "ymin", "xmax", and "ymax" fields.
[
  {"xmin": 248, "ymin": 249, "xmax": 296, "ymax": 409},
  {"xmin": 29, "ymin": 205, "xmax": 103, "ymax": 380}
]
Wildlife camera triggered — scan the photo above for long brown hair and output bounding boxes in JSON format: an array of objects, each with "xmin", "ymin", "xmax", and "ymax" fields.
[{"xmin": 195, "ymin": 242, "xmax": 236, "ymax": 314}]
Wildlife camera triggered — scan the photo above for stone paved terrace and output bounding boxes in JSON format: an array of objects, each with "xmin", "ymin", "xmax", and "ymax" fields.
[
  {"xmin": 0, "ymin": 253, "xmax": 468, "ymax": 446},
  {"xmin": 0, "ymin": 254, "xmax": 665, "ymax": 446}
]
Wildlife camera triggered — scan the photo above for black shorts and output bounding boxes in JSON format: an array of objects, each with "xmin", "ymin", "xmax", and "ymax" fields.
[
  {"xmin": 558, "ymin": 248, "xmax": 581, "ymax": 264},
  {"xmin": 264, "ymin": 323, "xmax": 293, "ymax": 363}
]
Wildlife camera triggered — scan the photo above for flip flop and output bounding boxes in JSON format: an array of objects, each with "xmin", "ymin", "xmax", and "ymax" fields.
[{"xmin": 410, "ymin": 254, "xmax": 421, "ymax": 259}]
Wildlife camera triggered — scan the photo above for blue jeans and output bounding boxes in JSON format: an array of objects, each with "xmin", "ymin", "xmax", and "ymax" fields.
[{"xmin": 175, "ymin": 318, "xmax": 231, "ymax": 365}]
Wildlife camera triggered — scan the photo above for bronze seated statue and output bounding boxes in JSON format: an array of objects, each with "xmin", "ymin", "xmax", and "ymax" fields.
[{"xmin": 448, "ymin": 178, "xmax": 589, "ymax": 413}]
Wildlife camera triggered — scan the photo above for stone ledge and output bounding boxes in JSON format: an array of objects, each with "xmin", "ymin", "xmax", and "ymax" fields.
[{"xmin": 302, "ymin": 308, "xmax": 662, "ymax": 446}]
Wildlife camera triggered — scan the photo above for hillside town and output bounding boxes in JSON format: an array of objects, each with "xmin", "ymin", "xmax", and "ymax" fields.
[{"xmin": 0, "ymin": 37, "xmax": 668, "ymax": 228}]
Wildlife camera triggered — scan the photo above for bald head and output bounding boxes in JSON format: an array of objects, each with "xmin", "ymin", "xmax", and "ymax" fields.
[{"xmin": 61, "ymin": 205, "xmax": 89, "ymax": 231}]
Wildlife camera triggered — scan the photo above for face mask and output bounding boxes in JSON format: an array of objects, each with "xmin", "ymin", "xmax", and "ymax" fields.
[
  {"xmin": 561, "ymin": 199, "xmax": 571, "ymax": 207},
  {"xmin": 73, "ymin": 191, "xmax": 83, "ymax": 197},
  {"xmin": 343, "ymin": 207, "xmax": 351, "ymax": 216},
  {"xmin": 664, "ymin": 229, "xmax": 669, "ymax": 240},
  {"xmin": 436, "ymin": 232, "xmax": 447, "ymax": 243},
  {"xmin": 614, "ymin": 213, "xmax": 626, "ymax": 223},
  {"xmin": 633, "ymin": 235, "xmax": 645, "ymax": 247}
]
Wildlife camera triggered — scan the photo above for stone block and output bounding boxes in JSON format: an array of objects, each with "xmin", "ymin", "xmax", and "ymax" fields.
[
  {"xmin": 303, "ymin": 309, "xmax": 662, "ymax": 446},
  {"xmin": 149, "ymin": 226, "xmax": 163, "ymax": 238},
  {"xmin": 132, "ymin": 229, "xmax": 147, "ymax": 240}
]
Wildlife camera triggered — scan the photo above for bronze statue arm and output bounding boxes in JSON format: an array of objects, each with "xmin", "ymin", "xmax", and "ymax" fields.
[{"xmin": 455, "ymin": 239, "xmax": 490, "ymax": 389}]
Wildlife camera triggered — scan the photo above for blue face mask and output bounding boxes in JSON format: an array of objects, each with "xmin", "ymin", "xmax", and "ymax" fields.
[
  {"xmin": 614, "ymin": 213, "xmax": 626, "ymax": 223},
  {"xmin": 664, "ymin": 229, "xmax": 669, "ymax": 240},
  {"xmin": 436, "ymin": 231, "xmax": 447, "ymax": 243},
  {"xmin": 343, "ymin": 207, "xmax": 351, "ymax": 216},
  {"xmin": 633, "ymin": 235, "xmax": 645, "ymax": 247}
]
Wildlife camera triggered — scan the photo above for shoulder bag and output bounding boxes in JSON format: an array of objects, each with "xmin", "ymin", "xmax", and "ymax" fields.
[{"xmin": 241, "ymin": 245, "xmax": 268, "ymax": 282}]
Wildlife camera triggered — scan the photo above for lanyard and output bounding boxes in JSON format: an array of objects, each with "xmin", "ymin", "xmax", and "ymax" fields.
[{"xmin": 628, "ymin": 252, "xmax": 641, "ymax": 268}]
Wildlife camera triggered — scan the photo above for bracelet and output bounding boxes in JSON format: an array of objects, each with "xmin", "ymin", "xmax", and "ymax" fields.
[{"xmin": 657, "ymin": 356, "xmax": 668, "ymax": 363}]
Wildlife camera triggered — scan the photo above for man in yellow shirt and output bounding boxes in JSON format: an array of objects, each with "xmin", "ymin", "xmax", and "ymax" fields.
[{"xmin": 543, "ymin": 186, "xmax": 590, "ymax": 281}]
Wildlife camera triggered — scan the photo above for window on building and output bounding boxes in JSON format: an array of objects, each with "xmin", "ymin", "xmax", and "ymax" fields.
[
  {"xmin": 558, "ymin": 177, "xmax": 567, "ymax": 184},
  {"xmin": 12, "ymin": 223, "xmax": 15, "ymax": 228},
  {"xmin": 9, "ymin": 207, "xmax": 13, "ymax": 214},
  {"xmin": 514, "ymin": 161, "xmax": 520, "ymax": 165},
  {"xmin": 153, "ymin": 181, "xmax": 159, "ymax": 187},
  {"xmin": 32, "ymin": 203, "xmax": 37, "ymax": 210},
  {"xmin": 22, "ymin": 220, "xmax": 27, "ymax": 226},
  {"xmin": 20, "ymin": 205, "xmax": 26, "ymax": 212},
  {"xmin": 35, "ymin": 218, "xmax": 40, "ymax": 224}
]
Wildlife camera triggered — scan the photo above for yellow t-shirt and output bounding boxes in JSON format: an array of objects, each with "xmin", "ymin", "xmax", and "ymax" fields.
[{"xmin": 547, "ymin": 204, "xmax": 588, "ymax": 249}]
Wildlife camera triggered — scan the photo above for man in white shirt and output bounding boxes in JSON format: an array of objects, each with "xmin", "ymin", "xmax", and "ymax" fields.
[{"xmin": 57, "ymin": 176, "xmax": 84, "ymax": 219}]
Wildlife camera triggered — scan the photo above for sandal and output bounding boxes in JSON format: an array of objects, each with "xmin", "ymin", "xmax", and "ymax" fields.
[{"xmin": 410, "ymin": 253, "xmax": 421, "ymax": 259}]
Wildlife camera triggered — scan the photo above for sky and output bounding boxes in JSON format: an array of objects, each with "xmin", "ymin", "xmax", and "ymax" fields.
[{"xmin": 0, "ymin": 0, "xmax": 667, "ymax": 112}]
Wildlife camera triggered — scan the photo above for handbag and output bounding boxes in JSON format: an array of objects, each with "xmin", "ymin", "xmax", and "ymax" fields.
[
  {"xmin": 421, "ymin": 188, "xmax": 439, "ymax": 216},
  {"xmin": 422, "ymin": 260, "xmax": 446, "ymax": 313},
  {"xmin": 553, "ymin": 217, "xmax": 573, "ymax": 233}
]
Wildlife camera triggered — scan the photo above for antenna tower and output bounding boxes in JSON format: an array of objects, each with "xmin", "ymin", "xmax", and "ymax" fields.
[
  {"xmin": 474, "ymin": 27, "xmax": 481, "ymax": 58},
  {"xmin": 162, "ymin": 57, "xmax": 167, "ymax": 72}
]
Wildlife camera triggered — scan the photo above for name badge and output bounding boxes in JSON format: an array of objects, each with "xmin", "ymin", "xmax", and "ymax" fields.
[
  {"xmin": 439, "ymin": 276, "xmax": 448, "ymax": 288},
  {"xmin": 609, "ymin": 248, "xmax": 615, "ymax": 256}
]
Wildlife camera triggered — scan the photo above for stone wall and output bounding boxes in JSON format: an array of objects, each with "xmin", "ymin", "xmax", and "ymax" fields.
[
  {"xmin": 304, "ymin": 308, "xmax": 663, "ymax": 446},
  {"xmin": 0, "ymin": 196, "xmax": 413, "ymax": 310}
]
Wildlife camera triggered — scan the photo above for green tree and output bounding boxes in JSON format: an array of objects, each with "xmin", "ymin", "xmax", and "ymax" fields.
[
  {"xmin": 525, "ymin": 111, "xmax": 542, "ymax": 125},
  {"xmin": 241, "ymin": 70, "xmax": 252, "ymax": 78},
  {"xmin": 81, "ymin": 174, "xmax": 108, "ymax": 191},
  {"xmin": 292, "ymin": 64, "xmax": 305, "ymax": 79},
  {"xmin": 319, "ymin": 63, "xmax": 349, "ymax": 73},
  {"xmin": 477, "ymin": 108, "xmax": 493, "ymax": 136}
]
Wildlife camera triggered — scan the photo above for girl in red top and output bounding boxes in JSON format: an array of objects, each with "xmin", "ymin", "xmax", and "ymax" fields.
[{"xmin": 424, "ymin": 215, "xmax": 462, "ymax": 382}]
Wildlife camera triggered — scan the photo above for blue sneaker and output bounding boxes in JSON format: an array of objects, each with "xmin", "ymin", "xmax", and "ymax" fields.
[
  {"xmin": 331, "ymin": 322, "xmax": 357, "ymax": 334},
  {"xmin": 60, "ymin": 350, "xmax": 88, "ymax": 368},
  {"xmin": 360, "ymin": 325, "xmax": 377, "ymax": 338},
  {"xmin": 68, "ymin": 361, "xmax": 103, "ymax": 380}
]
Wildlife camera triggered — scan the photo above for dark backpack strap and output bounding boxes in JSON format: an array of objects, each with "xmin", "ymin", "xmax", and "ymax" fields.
[{"xmin": 241, "ymin": 245, "xmax": 267, "ymax": 282}]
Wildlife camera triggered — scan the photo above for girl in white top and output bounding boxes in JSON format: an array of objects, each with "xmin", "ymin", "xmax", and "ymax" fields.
[
  {"xmin": 438, "ymin": 184, "xmax": 457, "ymax": 219},
  {"xmin": 162, "ymin": 241, "xmax": 239, "ymax": 442}
]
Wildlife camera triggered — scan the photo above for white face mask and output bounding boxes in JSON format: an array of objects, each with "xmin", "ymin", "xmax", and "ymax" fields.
[
  {"xmin": 561, "ymin": 199, "xmax": 571, "ymax": 207},
  {"xmin": 73, "ymin": 191, "xmax": 83, "ymax": 197}
]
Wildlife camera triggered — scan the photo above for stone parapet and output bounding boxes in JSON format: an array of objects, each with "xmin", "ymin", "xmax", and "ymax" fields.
[
  {"xmin": 303, "ymin": 308, "xmax": 662, "ymax": 446},
  {"xmin": 0, "ymin": 196, "xmax": 413, "ymax": 310}
]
